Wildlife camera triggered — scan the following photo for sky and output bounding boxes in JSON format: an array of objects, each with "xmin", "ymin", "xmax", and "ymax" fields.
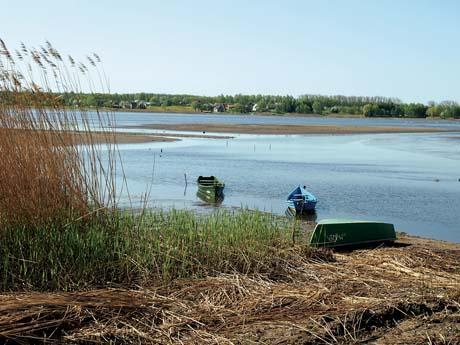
[{"xmin": 1, "ymin": 0, "xmax": 459, "ymax": 103}]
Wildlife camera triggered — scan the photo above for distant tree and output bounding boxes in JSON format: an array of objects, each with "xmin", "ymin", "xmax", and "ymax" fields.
[
  {"xmin": 191, "ymin": 101, "xmax": 202, "ymax": 111},
  {"xmin": 295, "ymin": 101, "xmax": 312, "ymax": 114},
  {"xmin": 161, "ymin": 99, "xmax": 172, "ymax": 107},
  {"xmin": 440, "ymin": 104, "xmax": 460, "ymax": 118},
  {"xmin": 257, "ymin": 99, "xmax": 267, "ymax": 112},
  {"xmin": 403, "ymin": 103, "xmax": 427, "ymax": 118},
  {"xmin": 312, "ymin": 101, "xmax": 323, "ymax": 114},
  {"xmin": 329, "ymin": 106, "xmax": 339, "ymax": 114},
  {"xmin": 362, "ymin": 104, "xmax": 383, "ymax": 117},
  {"xmin": 426, "ymin": 105, "xmax": 440, "ymax": 117},
  {"xmin": 233, "ymin": 103, "xmax": 248, "ymax": 113}
]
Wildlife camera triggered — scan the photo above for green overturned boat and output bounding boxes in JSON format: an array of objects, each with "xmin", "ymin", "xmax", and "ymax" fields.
[{"xmin": 309, "ymin": 219, "xmax": 396, "ymax": 248}]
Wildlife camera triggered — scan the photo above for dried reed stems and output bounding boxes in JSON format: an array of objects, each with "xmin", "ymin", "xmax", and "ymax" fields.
[
  {"xmin": 0, "ymin": 236, "xmax": 458, "ymax": 344},
  {"xmin": 0, "ymin": 39, "xmax": 119, "ymax": 227}
]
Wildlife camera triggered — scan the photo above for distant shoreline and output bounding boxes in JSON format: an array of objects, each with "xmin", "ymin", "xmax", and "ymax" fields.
[
  {"xmin": 68, "ymin": 131, "xmax": 233, "ymax": 144},
  {"xmin": 122, "ymin": 123, "xmax": 458, "ymax": 135},
  {"xmin": 0, "ymin": 129, "xmax": 234, "ymax": 145},
  {"xmin": 99, "ymin": 107, "xmax": 460, "ymax": 121}
]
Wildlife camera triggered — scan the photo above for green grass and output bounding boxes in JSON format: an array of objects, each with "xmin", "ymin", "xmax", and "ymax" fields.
[
  {"xmin": 0, "ymin": 209, "xmax": 305, "ymax": 291},
  {"xmin": 0, "ymin": 41, "xmax": 318, "ymax": 294},
  {"xmin": 147, "ymin": 105, "xmax": 195, "ymax": 113}
]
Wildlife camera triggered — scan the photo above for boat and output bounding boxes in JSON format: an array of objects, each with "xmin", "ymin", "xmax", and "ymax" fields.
[
  {"xmin": 285, "ymin": 206, "xmax": 318, "ymax": 221},
  {"xmin": 309, "ymin": 219, "xmax": 397, "ymax": 248},
  {"xmin": 286, "ymin": 185, "xmax": 317, "ymax": 214},
  {"xmin": 197, "ymin": 176, "xmax": 225, "ymax": 200},
  {"xmin": 196, "ymin": 189, "xmax": 224, "ymax": 205}
]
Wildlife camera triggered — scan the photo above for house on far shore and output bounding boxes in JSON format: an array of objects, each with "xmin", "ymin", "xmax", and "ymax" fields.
[
  {"xmin": 213, "ymin": 103, "xmax": 225, "ymax": 113},
  {"xmin": 252, "ymin": 103, "xmax": 259, "ymax": 112},
  {"xmin": 120, "ymin": 101, "xmax": 130, "ymax": 109}
]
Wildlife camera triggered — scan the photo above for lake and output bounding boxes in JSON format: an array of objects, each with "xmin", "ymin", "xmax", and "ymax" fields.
[{"xmin": 107, "ymin": 112, "xmax": 460, "ymax": 242}]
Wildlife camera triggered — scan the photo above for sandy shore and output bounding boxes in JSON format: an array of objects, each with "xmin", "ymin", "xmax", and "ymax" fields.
[
  {"xmin": 1, "ymin": 234, "xmax": 458, "ymax": 343},
  {"xmin": 69, "ymin": 131, "xmax": 179, "ymax": 144},
  {"xmin": 134, "ymin": 132, "xmax": 234, "ymax": 139},
  {"xmin": 125, "ymin": 123, "xmax": 455, "ymax": 135},
  {"xmin": 76, "ymin": 131, "xmax": 233, "ymax": 144},
  {"xmin": 0, "ymin": 127, "xmax": 235, "ymax": 145},
  {"xmin": 0, "ymin": 128, "xmax": 180, "ymax": 145}
]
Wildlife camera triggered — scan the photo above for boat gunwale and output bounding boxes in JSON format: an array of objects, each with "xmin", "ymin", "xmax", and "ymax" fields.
[{"xmin": 308, "ymin": 237, "xmax": 397, "ymax": 248}]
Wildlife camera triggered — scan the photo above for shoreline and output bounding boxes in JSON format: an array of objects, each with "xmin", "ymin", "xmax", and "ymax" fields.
[
  {"xmin": 0, "ymin": 129, "xmax": 235, "ymax": 145},
  {"xmin": 123, "ymin": 123, "xmax": 457, "ymax": 135},
  {"xmin": 69, "ymin": 131, "xmax": 233, "ymax": 144},
  {"xmin": 102, "ymin": 107, "xmax": 460, "ymax": 121},
  {"xmin": 71, "ymin": 131, "xmax": 179, "ymax": 144}
]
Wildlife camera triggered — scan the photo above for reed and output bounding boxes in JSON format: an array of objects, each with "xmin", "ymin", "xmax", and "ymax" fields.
[
  {"xmin": 0, "ymin": 209, "xmax": 310, "ymax": 291},
  {"xmin": 0, "ymin": 40, "xmax": 317, "ymax": 291},
  {"xmin": 0, "ymin": 39, "xmax": 118, "ymax": 229}
]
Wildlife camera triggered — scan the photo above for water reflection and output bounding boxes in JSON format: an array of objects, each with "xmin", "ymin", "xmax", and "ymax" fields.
[
  {"xmin": 285, "ymin": 207, "xmax": 318, "ymax": 222},
  {"xmin": 196, "ymin": 190, "xmax": 225, "ymax": 206}
]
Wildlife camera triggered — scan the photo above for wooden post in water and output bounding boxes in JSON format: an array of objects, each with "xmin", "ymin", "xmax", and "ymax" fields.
[{"xmin": 183, "ymin": 173, "xmax": 188, "ymax": 196}]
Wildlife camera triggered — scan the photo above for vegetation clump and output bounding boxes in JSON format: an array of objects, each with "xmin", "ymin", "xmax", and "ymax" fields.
[
  {"xmin": 0, "ymin": 39, "xmax": 315, "ymax": 292},
  {"xmin": 0, "ymin": 209, "xmax": 314, "ymax": 290}
]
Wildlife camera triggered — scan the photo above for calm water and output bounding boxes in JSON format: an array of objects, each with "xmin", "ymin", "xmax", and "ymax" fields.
[
  {"xmin": 107, "ymin": 112, "xmax": 460, "ymax": 242},
  {"xmin": 85, "ymin": 110, "xmax": 460, "ymax": 130}
]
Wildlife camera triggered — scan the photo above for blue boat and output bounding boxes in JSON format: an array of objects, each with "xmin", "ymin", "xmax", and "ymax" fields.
[{"xmin": 286, "ymin": 185, "xmax": 317, "ymax": 214}]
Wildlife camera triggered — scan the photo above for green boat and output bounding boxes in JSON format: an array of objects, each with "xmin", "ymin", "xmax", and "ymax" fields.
[
  {"xmin": 196, "ymin": 189, "xmax": 224, "ymax": 205},
  {"xmin": 309, "ymin": 219, "xmax": 396, "ymax": 248},
  {"xmin": 197, "ymin": 176, "xmax": 225, "ymax": 200}
]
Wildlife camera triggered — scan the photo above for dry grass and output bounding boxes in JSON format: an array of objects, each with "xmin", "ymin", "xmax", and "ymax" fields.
[{"xmin": 0, "ymin": 235, "xmax": 458, "ymax": 344}]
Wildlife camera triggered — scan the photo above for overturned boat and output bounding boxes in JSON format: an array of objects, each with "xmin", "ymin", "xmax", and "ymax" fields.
[{"xmin": 309, "ymin": 219, "xmax": 397, "ymax": 248}]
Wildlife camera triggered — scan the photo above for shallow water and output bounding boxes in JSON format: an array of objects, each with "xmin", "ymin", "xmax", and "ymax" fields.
[
  {"xmin": 104, "ymin": 111, "xmax": 460, "ymax": 129},
  {"xmin": 109, "ymin": 113, "xmax": 460, "ymax": 242}
]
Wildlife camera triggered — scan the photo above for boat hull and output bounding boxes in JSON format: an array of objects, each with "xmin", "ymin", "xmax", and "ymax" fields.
[
  {"xmin": 197, "ymin": 176, "xmax": 225, "ymax": 203},
  {"xmin": 286, "ymin": 186, "xmax": 317, "ymax": 214},
  {"xmin": 196, "ymin": 189, "xmax": 224, "ymax": 205},
  {"xmin": 309, "ymin": 219, "xmax": 396, "ymax": 248},
  {"xmin": 287, "ymin": 200, "xmax": 317, "ymax": 213}
]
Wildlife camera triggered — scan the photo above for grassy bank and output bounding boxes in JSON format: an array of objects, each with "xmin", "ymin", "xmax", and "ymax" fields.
[
  {"xmin": 0, "ymin": 209, "xmax": 313, "ymax": 291},
  {"xmin": 108, "ymin": 105, "xmax": 196, "ymax": 113}
]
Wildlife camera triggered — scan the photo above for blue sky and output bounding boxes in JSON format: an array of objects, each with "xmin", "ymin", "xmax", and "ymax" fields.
[{"xmin": 1, "ymin": 0, "xmax": 459, "ymax": 102}]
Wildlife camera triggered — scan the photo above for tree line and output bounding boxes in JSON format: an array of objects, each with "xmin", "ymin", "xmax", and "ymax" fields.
[{"xmin": 8, "ymin": 92, "xmax": 460, "ymax": 118}]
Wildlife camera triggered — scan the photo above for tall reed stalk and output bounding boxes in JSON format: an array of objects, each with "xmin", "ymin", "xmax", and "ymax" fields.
[
  {"xmin": 0, "ymin": 39, "xmax": 119, "ymax": 228},
  {"xmin": 0, "ymin": 40, "xmax": 313, "ymax": 292}
]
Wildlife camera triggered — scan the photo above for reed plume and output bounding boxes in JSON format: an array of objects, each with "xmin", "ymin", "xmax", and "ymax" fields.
[{"xmin": 0, "ymin": 39, "xmax": 119, "ymax": 228}]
